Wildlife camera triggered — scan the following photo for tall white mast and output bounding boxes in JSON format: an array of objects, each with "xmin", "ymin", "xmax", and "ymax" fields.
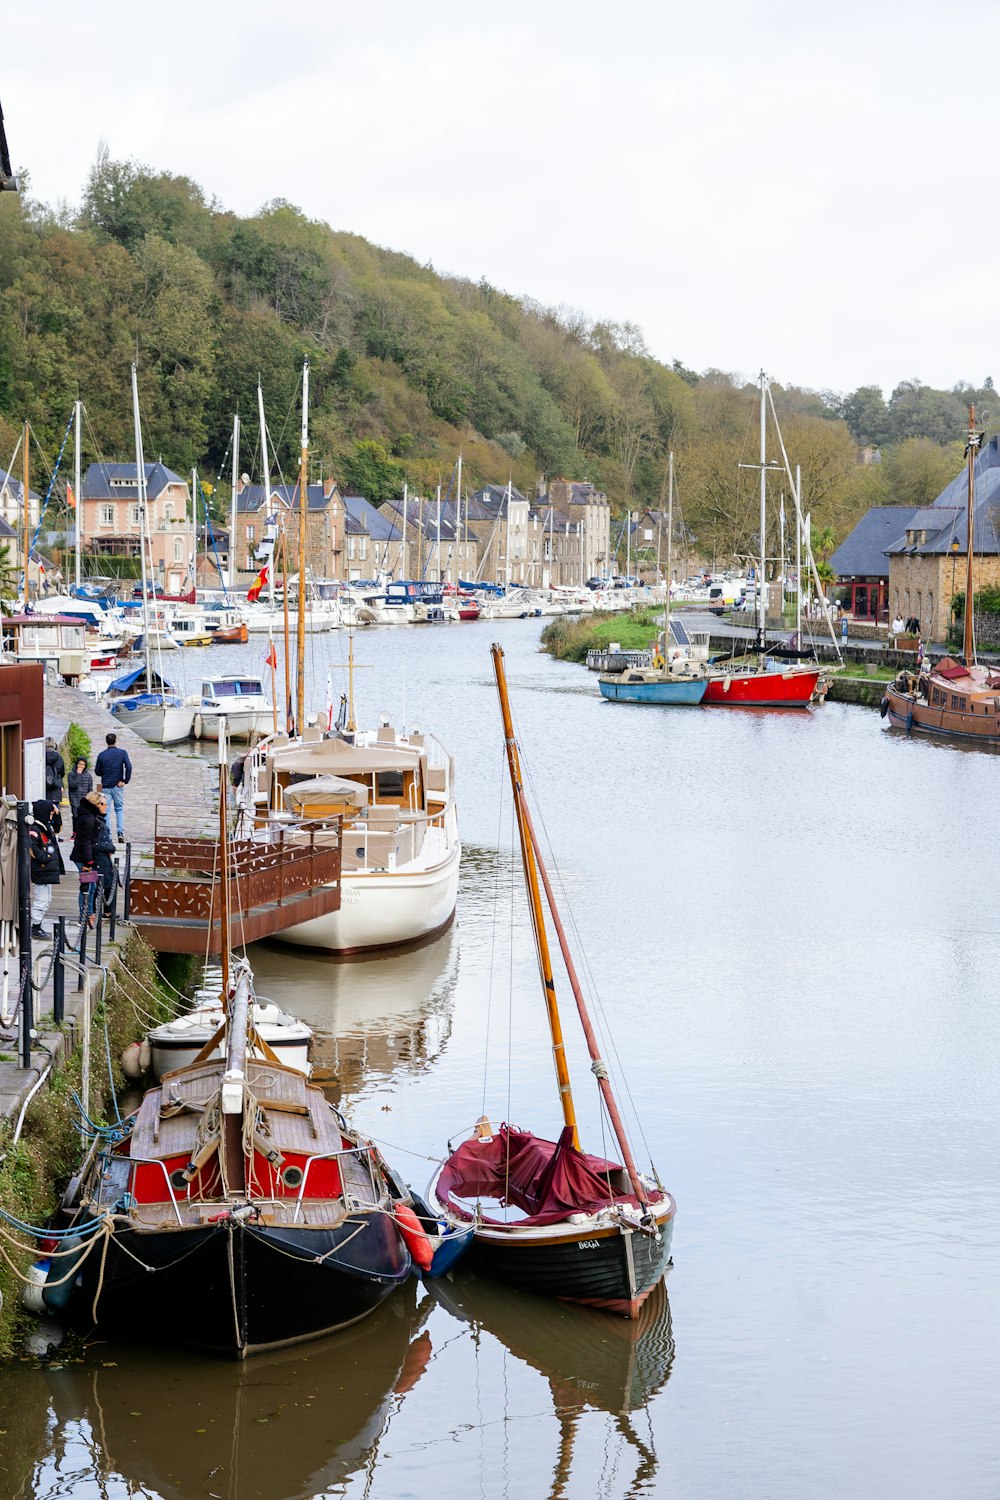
[
  {"xmin": 257, "ymin": 381, "xmax": 274, "ymax": 607},
  {"xmin": 229, "ymin": 412, "xmax": 240, "ymax": 592},
  {"xmin": 436, "ymin": 483, "xmax": 441, "ymax": 582},
  {"xmin": 758, "ymin": 372, "xmax": 768, "ymax": 649},
  {"xmin": 130, "ymin": 364, "xmax": 152, "ymax": 695},
  {"xmin": 456, "ymin": 453, "xmax": 463, "ymax": 572},
  {"xmin": 665, "ymin": 451, "xmax": 674, "ymax": 642},
  {"xmin": 795, "ymin": 464, "xmax": 802, "ymax": 637},
  {"xmin": 401, "ymin": 482, "xmax": 408, "ymax": 579},
  {"xmin": 73, "ymin": 399, "xmax": 82, "ymax": 591}
]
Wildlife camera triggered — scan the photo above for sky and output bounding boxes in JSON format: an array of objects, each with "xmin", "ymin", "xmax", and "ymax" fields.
[{"xmin": 4, "ymin": 0, "xmax": 997, "ymax": 397}]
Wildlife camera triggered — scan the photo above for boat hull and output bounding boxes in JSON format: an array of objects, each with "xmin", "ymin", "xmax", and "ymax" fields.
[
  {"xmin": 277, "ymin": 838, "xmax": 461, "ymax": 954},
  {"xmin": 884, "ymin": 685, "xmax": 1000, "ymax": 742},
  {"xmin": 598, "ymin": 676, "xmax": 706, "ymax": 705},
  {"xmin": 194, "ymin": 707, "xmax": 275, "ymax": 741},
  {"xmin": 703, "ymin": 666, "xmax": 819, "ymax": 707},
  {"xmin": 460, "ymin": 1207, "xmax": 674, "ymax": 1318},
  {"xmin": 110, "ymin": 702, "xmax": 195, "ymax": 745},
  {"xmin": 74, "ymin": 1215, "xmax": 411, "ymax": 1358}
]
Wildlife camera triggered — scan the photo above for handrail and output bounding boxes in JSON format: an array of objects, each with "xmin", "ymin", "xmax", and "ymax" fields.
[
  {"xmin": 122, "ymin": 1153, "xmax": 185, "ymax": 1226},
  {"xmin": 292, "ymin": 1143, "xmax": 379, "ymax": 1223}
]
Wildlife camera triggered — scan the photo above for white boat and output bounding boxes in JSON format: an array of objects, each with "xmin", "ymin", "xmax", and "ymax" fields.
[
  {"xmin": 243, "ymin": 603, "xmax": 332, "ymax": 634},
  {"xmin": 169, "ymin": 610, "xmax": 214, "ymax": 647},
  {"xmin": 237, "ymin": 723, "xmax": 461, "ymax": 954},
  {"xmin": 109, "ymin": 694, "xmax": 194, "ymax": 745},
  {"xmin": 148, "ymin": 994, "xmax": 312, "ymax": 1078},
  {"xmin": 187, "ymin": 675, "xmax": 276, "ymax": 741}
]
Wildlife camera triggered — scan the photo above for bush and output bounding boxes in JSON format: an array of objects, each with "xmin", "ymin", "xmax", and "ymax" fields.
[{"xmin": 64, "ymin": 722, "xmax": 91, "ymax": 768}]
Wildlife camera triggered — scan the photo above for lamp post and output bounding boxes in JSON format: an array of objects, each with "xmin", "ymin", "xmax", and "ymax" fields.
[{"xmin": 950, "ymin": 536, "xmax": 961, "ymax": 639}]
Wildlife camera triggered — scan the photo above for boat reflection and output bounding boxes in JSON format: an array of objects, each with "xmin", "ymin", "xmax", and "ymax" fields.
[
  {"xmin": 250, "ymin": 924, "xmax": 459, "ymax": 1098},
  {"xmin": 430, "ymin": 1271, "xmax": 674, "ymax": 1497},
  {"xmin": 2, "ymin": 1285, "xmax": 433, "ymax": 1500}
]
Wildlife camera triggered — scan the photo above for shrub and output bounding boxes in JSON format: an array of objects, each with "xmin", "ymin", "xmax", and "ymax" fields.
[{"xmin": 64, "ymin": 722, "xmax": 91, "ymax": 767}]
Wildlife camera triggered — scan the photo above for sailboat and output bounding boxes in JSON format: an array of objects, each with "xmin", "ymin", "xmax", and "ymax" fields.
[
  {"xmin": 598, "ymin": 451, "xmax": 708, "ymax": 704},
  {"xmin": 883, "ymin": 406, "xmax": 1000, "ymax": 743},
  {"xmin": 427, "ymin": 644, "xmax": 675, "ymax": 1317},
  {"xmin": 702, "ymin": 373, "xmax": 821, "ymax": 708},
  {"xmin": 108, "ymin": 366, "xmax": 194, "ymax": 744},
  {"xmin": 57, "ymin": 724, "xmax": 413, "ymax": 1357}
]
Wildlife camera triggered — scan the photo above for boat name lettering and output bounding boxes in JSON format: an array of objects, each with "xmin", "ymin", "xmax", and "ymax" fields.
[{"xmin": 577, "ymin": 1239, "xmax": 600, "ymax": 1250}]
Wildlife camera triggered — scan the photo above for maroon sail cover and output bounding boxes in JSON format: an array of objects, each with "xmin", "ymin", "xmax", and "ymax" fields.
[{"xmin": 437, "ymin": 1125, "xmax": 659, "ymax": 1227}]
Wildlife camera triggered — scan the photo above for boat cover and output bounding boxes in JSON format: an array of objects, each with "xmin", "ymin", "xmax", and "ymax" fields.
[
  {"xmin": 108, "ymin": 665, "xmax": 173, "ymax": 694},
  {"xmin": 438, "ymin": 1125, "xmax": 654, "ymax": 1226},
  {"xmin": 284, "ymin": 775, "xmax": 370, "ymax": 811}
]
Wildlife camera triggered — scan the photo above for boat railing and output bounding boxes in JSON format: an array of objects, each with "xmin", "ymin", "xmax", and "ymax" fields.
[
  {"xmin": 123, "ymin": 1155, "xmax": 186, "ymax": 1226},
  {"xmin": 292, "ymin": 1144, "xmax": 381, "ymax": 1222}
]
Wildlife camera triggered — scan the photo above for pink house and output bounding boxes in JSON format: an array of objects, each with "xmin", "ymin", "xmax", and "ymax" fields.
[{"xmin": 81, "ymin": 462, "xmax": 195, "ymax": 594}]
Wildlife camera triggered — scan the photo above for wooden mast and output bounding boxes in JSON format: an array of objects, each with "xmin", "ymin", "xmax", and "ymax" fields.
[
  {"xmin": 296, "ymin": 360, "xmax": 309, "ymax": 736},
  {"xmin": 21, "ymin": 421, "xmax": 29, "ymax": 608},
  {"xmin": 491, "ymin": 643, "xmax": 578, "ymax": 1147},
  {"xmin": 281, "ymin": 528, "xmax": 292, "ymax": 734},
  {"xmin": 964, "ymin": 404, "xmax": 980, "ymax": 665}
]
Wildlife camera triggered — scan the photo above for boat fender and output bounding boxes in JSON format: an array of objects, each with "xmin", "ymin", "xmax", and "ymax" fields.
[
  {"xmin": 42, "ymin": 1236, "xmax": 87, "ymax": 1311},
  {"xmin": 120, "ymin": 1040, "xmax": 145, "ymax": 1081},
  {"xmin": 394, "ymin": 1203, "xmax": 434, "ymax": 1273},
  {"xmin": 880, "ymin": 696, "xmax": 889, "ymax": 718},
  {"xmin": 22, "ymin": 1259, "xmax": 50, "ymax": 1315},
  {"xmin": 194, "ymin": 712, "xmax": 203, "ymax": 739},
  {"xmin": 139, "ymin": 1038, "xmax": 151, "ymax": 1073}
]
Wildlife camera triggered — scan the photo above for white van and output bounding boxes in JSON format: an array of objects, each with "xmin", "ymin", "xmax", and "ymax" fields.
[{"xmin": 708, "ymin": 580, "xmax": 746, "ymax": 614}]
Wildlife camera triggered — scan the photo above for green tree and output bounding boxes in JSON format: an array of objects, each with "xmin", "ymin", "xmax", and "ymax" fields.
[{"xmin": 342, "ymin": 440, "xmax": 404, "ymax": 502}]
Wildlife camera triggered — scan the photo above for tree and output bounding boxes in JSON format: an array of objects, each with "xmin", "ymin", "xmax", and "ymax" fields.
[
  {"xmin": 342, "ymin": 440, "xmax": 404, "ymax": 503},
  {"xmin": 883, "ymin": 438, "xmax": 963, "ymax": 508}
]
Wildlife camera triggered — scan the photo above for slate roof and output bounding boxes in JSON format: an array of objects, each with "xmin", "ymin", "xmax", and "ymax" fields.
[
  {"xmin": 343, "ymin": 495, "xmax": 400, "ymax": 542},
  {"xmin": 0, "ymin": 516, "xmax": 16, "ymax": 537},
  {"xmin": 382, "ymin": 497, "xmax": 461, "ymax": 541},
  {"xmin": 235, "ymin": 483, "xmax": 334, "ymax": 513},
  {"xmin": 829, "ymin": 507, "xmax": 915, "ymax": 579},
  {"xmin": 529, "ymin": 503, "xmax": 581, "ymax": 533},
  {"xmin": 82, "ymin": 462, "xmax": 186, "ymax": 500},
  {"xmin": 469, "ymin": 485, "xmax": 529, "ymax": 518},
  {"xmin": 0, "ymin": 468, "xmax": 41, "ymax": 502},
  {"xmin": 884, "ymin": 435, "xmax": 1000, "ymax": 556}
]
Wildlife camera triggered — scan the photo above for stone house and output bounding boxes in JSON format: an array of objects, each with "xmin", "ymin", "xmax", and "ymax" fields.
[
  {"xmin": 80, "ymin": 462, "xmax": 194, "ymax": 594},
  {"xmin": 380, "ymin": 496, "xmax": 477, "ymax": 583},
  {"xmin": 524, "ymin": 503, "xmax": 585, "ymax": 586},
  {"xmin": 226, "ymin": 479, "xmax": 343, "ymax": 585},
  {"xmin": 342, "ymin": 495, "xmax": 400, "ymax": 579},
  {"xmin": 466, "ymin": 485, "xmax": 531, "ymax": 584},
  {"xmin": 0, "ymin": 467, "xmax": 40, "ymax": 535},
  {"xmin": 885, "ymin": 435, "xmax": 1000, "ymax": 640},
  {"xmin": 543, "ymin": 479, "xmax": 611, "ymax": 581}
]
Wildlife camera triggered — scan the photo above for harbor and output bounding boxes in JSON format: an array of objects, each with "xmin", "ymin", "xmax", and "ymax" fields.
[{"xmin": 1, "ymin": 616, "xmax": 998, "ymax": 1496}]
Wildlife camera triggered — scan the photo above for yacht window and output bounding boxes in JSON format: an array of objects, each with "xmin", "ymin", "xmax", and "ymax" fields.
[
  {"xmin": 236, "ymin": 680, "xmax": 262, "ymax": 695},
  {"xmin": 211, "ymin": 681, "xmax": 240, "ymax": 696},
  {"xmin": 375, "ymin": 770, "xmax": 404, "ymax": 800}
]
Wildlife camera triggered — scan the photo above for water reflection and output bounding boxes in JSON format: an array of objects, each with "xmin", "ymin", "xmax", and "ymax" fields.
[
  {"xmin": 250, "ymin": 924, "xmax": 459, "ymax": 1099},
  {"xmin": 2, "ymin": 1285, "xmax": 432, "ymax": 1500}
]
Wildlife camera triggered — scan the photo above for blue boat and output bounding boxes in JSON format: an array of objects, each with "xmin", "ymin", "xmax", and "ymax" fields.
[{"xmin": 598, "ymin": 671, "xmax": 707, "ymax": 705}]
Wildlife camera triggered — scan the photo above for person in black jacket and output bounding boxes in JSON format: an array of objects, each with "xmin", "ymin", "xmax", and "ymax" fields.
[
  {"xmin": 94, "ymin": 732, "xmax": 132, "ymax": 844},
  {"xmin": 44, "ymin": 739, "xmax": 65, "ymax": 802},
  {"xmin": 29, "ymin": 798, "xmax": 64, "ymax": 936},
  {"xmin": 70, "ymin": 791, "xmax": 104, "ymax": 929},
  {"xmin": 94, "ymin": 804, "xmax": 117, "ymax": 915},
  {"xmin": 67, "ymin": 756, "xmax": 94, "ymax": 831}
]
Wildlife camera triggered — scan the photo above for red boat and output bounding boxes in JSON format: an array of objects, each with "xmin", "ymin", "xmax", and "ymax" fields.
[
  {"xmin": 703, "ymin": 663, "xmax": 820, "ymax": 707},
  {"xmin": 212, "ymin": 621, "xmax": 249, "ymax": 644},
  {"xmin": 457, "ymin": 596, "xmax": 481, "ymax": 620}
]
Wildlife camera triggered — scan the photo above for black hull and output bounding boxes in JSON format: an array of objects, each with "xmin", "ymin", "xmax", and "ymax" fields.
[
  {"xmin": 470, "ymin": 1216, "xmax": 674, "ymax": 1316},
  {"xmin": 75, "ymin": 1215, "xmax": 411, "ymax": 1357}
]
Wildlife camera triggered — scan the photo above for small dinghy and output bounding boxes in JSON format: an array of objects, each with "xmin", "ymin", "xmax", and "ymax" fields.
[{"xmin": 148, "ymin": 997, "xmax": 312, "ymax": 1079}]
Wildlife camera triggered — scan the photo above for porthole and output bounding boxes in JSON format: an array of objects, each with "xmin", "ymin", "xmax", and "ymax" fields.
[
  {"xmin": 170, "ymin": 1169, "xmax": 189, "ymax": 1190},
  {"xmin": 282, "ymin": 1165, "xmax": 304, "ymax": 1189}
]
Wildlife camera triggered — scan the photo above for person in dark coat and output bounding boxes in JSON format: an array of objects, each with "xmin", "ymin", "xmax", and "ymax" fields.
[
  {"xmin": 29, "ymin": 798, "xmax": 64, "ymax": 937},
  {"xmin": 44, "ymin": 739, "xmax": 65, "ymax": 802},
  {"xmin": 67, "ymin": 757, "xmax": 94, "ymax": 831},
  {"xmin": 94, "ymin": 803, "xmax": 117, "ymax": 915},
  {"xmin": 94, "ymin": 732, "xmax": 132, "ymax": 843},
  {"xmin": 70, "ymin": 791, "xmax": 104, "ymax": 928}
]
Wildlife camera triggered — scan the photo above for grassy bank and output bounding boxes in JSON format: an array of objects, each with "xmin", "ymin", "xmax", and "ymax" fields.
[
  {"xmin": 0, "ymin": 933, "xmax": 195, "ymax": 1360},
  {"xmin": 541, "ymin": 607, "xmax": 663, "ymax": 663}
]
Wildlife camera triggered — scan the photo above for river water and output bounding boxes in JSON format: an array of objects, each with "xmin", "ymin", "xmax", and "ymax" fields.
[{"xmin": 3, "ymin": 618, "xmax": 1000, "ymax": 1499}]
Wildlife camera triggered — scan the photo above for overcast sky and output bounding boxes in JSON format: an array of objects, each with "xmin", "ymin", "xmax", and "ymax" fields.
[{"xmin": 5, "ymin": 0, "xmax": 996, "ymax": 398}]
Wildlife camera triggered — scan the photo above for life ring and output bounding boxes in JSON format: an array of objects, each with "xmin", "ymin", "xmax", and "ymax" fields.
[{"xmin": 393, "ymin": 1202, "xmax": 434, "ymax": 1272}]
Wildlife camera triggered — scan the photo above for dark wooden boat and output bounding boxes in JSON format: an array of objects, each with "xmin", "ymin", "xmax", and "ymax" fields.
[
  {"xmin": 428, "ymin": 644, "xmax": 675, "ymax": 1317},
  {"xmin": 61, "ymin": 729, "xmax": 412, "ymax": 1357},
  {"xmin": 884, "ymin": 406, "xmax": 1000, "ymax": 743}
]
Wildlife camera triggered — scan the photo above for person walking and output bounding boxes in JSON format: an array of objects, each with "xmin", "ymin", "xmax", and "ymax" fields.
[
  {"xmin": 94, "ymin": 732, "xmax": 132, "ymax": 844},
  {"xmin": 28, "ymin": 798, "xmax": 64, "ymax": 937},
  {"xmin": 70, "ymin": 790, "xmax": 104, "ymax": 932},
  {"xmin": 44, "ymin": 738, "xmax": 65, "ymax": 803},
  {"xmin": 67, "ymin": 756, "xmax": 94, "ymax": 832}
]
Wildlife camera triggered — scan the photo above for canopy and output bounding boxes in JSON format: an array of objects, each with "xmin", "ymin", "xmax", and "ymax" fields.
[
  {"xmin": 283, "ymin": 774, "xmax": 369, "ymax": 811},
  {"xmin": 269, "ymin": 739, "xmax": 421, "ymax": 776},
  {"xmin": 107, "ymin": 665, "xmax": 173, "ymax": 695},
  {"xmin": 437, "ymin": 1125, "xmax": 657, "ymax": 1227}
]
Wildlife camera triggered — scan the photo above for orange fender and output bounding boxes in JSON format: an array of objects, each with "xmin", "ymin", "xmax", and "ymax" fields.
[{"xmin": 394, "ymin": 1203, "xmax": 434, "ymax": 1272}]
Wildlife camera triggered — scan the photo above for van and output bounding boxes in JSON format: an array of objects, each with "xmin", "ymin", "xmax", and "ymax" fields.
[{"xmin": 708, "ymin": 581, "xmax": 745, "ymax": 615}]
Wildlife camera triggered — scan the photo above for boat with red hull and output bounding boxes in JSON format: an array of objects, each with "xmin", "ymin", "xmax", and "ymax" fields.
[{"xmin": 703, "ymin": 664, "xmax": 819, "ymax": 707}]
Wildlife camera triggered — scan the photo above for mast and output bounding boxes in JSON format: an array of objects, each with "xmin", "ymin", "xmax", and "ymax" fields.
[
  {"xmin": 281, "ymin": 528, "xmax": 291, "ymax": 734},
  {"xmin": 964, "ymin": 403, "xmax": 980, "ymax": 665},
  {"xmin": 436, "ymin": 483, "xmax": 442, "ymax": 582},
  {"xmin": 21, "ymin": 421, "xmax": 29, "ymax": 608},
  {"xmin": 758, "ymin": 371, "xmax": 767, "ymax": 652},
  {"xmin": 795, "ymin": 464, "xmax": 802, "ymax": 636},
  {"xmin": 296, "ymin": 360, "xmax": 309, "ymax": 737},
  {"xmin": 228, "ymin": 412, "xmax": 240, "ymax": 593},
  {"xmin": 257, "ymin": 381, "xmax": 274, "ymax": 609},
  {"xmin": 130, "ymin": 365, "xmax": 152, "ymax": 694},
  {"xmin": 664, "ymin": 451, "xmax": 674, "ymax": 654},
  {"xmin": 74, "ymin": 400, "xmax": 82, "ymax": 591},
  {"xmin": 401, "ymin": 482, "xmax": 408, "ymax": 580},
  {"xmin": 491, "ymin": 643, "xmax": 578, "ymax": 1147},
  {"xmin": 457, "ymin": 452, "xmax": 463, "ymax": 559},
  {"xmin": 492, "ymin": 644, "xmax": 651, "ymax": 1204}
]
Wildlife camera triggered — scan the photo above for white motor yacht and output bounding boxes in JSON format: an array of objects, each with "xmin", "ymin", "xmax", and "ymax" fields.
[{"xmin": 187, "ymin": 675, "xmax": 276, "ymax": 741}]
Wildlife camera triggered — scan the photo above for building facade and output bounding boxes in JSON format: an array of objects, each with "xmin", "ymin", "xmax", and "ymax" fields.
[{"xmin": 81, "ymin": 462, "xmax": 194, "ymax": 594}]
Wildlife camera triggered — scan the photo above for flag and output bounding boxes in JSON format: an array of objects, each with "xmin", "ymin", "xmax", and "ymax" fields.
[
  {"xmin": 66, "ymin": 482, "xmax": 76, "ymax": 510},
  {"xmin": 247, "ymin": 563, "xmax": 268, "ymax": 603},
  {"xmin": 264, "ymin": 640, "xmax": 277, "ymax": 670}
]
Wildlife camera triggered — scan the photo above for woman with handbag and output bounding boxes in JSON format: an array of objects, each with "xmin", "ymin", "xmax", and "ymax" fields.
[
  {"xmin": 70, "ymin": 790, "xmax": 105, "ymax": 930},
  {"xmin": 94, "ymin": 808, "xmax": 117, "ymax": 915}
]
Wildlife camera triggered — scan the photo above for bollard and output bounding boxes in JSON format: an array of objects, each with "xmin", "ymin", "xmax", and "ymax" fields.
[
  {"xmin": 52, "ymin": 915, "xmax": 65, "ymax": 1024},
  {"xmin": 16, "ymin": 800, "xmax": 33, "ymax": 1070},
  {"xmin": 94, "ymin": 883, "xmax": 104, "ymax": 965},
  {"xmin": 123, "ymin": 842, "xmax": 132, "ymax": 919}
]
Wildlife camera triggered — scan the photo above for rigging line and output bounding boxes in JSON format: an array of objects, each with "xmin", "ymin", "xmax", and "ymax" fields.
[{"xmin": 27, "ymin": 410, "xmax": 75, "ymax": 559}]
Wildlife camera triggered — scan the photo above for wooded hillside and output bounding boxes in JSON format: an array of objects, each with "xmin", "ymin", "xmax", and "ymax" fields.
[{"xmin": 0, "ymin": 150, "xmax": 991, "ymax": 557}]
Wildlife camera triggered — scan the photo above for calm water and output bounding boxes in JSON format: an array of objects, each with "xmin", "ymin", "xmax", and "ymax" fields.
[{"xmin": 3, "ymin": 620, "xmax": 1000, "ymax": 1499}]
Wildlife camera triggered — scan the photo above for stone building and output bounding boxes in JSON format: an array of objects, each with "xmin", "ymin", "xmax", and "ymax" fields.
[
  {"xmin": 80, "ymin": 462, "xmax": 194, "ymax": 594},
  {"xmin": 885, "ymin": 435, "xmax": 1000, "ymax": 640},
  {"xmin": 543, "ymin": 479, "xmax": 611, "ymax": 581}
]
